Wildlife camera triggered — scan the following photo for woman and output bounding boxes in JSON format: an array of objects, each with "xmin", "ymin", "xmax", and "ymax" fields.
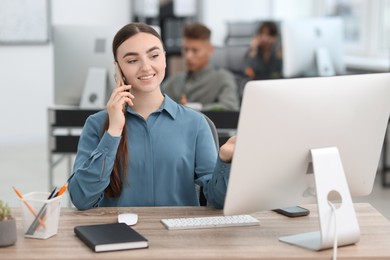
[
  {"xmin": 68, "ymin": 23, "xmax": 235, "ymax": 210},
  {"xmin": 243, "ymin": 21, "xmax": 283, "ymax": 80}
]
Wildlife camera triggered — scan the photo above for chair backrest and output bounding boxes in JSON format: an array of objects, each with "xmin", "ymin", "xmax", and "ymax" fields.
[
  {"xmin": 197, "ymin": 114, "xmax": 220, "ymax": 206},
  {"xmin": 203, "ymin": 114, "xmax": 219, "ymax": 151},
  {"xmin": 224, "ymin": 21, "xmax": 260, "ymax": 46},
  {"xmin": 202, "ymin": 111, "xmax": 240, "ymax": 146},
  {"xmin": 211, "ymin": 45, "xmax": 248, "ymax": 75},
  {"xmin": 210, "ymin": 45, "xmax": 250, "ymax": 103}
]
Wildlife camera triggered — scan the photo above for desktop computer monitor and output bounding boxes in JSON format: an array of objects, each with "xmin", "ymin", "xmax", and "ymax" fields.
[
  {"xmin": 224, "ymin": 73, "xmax": 390, "ymax": 216},
  {"xmin": 53, "ymin": 25, "xmax": 120, "ymax": 107},
  {"xmin": 281, "ymin": 17, "xmax": 346, "ymax": 78}
]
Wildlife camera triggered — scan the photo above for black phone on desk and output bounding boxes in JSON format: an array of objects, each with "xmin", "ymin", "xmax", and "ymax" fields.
[{"xmin": 273, "ymin": 206, "xmax": 310, "ymax": 217}]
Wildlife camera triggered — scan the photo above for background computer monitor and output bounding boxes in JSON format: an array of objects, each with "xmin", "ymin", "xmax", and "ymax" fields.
[
  {"xmin": 53, "ymin": 25, "xmax": 120, "ymax": 107},
  {"xmin": 224, "ymin": 73, "xmax": 390, "ymax": 216},
  {"xmin": 281, "ymin": 17, "xmax": 346, "ymax": 78}
]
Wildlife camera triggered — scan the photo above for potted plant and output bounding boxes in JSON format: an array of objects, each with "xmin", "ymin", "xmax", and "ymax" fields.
[{"xmin": 0, "ymin": 200, "xmax": 17, "ymax": 247}]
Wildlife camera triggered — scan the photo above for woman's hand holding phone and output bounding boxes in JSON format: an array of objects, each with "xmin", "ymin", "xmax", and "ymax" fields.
[{"xmin": 106, "ymin": 63, "xmax": 134, "ymax": 137}]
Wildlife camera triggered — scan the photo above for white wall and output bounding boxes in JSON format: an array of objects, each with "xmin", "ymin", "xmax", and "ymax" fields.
[
  {"xmin": 0, "ymin": 0, "xmax": 131, "ymax": 146},
  {"xmin": 0, "ymin": 45, "xmax": 53, "ymax": 145}
]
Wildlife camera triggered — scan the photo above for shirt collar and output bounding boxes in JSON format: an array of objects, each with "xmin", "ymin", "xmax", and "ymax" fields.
[
  {"xmin": 160, "ymin": 94, "xmax": 178, "ymax": 119},
  {"xmin": 125, "ymin": 94, "xmax": 178, "ymax": 120}
]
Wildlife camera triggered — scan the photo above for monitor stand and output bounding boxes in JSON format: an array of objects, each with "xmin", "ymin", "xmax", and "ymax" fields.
[
  {"xmin": 316, "ymin": 47, "xmax": 336, "ymax": 77},
  {"xmin": 80, "ymin": 67, "xmax": 107, "ymax": 108},
  {"xmin": 279, "ymin": 147, "xmax": 360, "ymax": 251}
]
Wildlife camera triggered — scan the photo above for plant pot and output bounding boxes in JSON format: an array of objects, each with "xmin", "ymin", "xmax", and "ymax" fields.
[{"xmin": 0, "ymin": 219, "xmax": 17, "ymax": 247}]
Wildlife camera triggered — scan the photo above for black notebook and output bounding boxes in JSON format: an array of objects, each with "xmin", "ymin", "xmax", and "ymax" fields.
[{"xmin": 74, "ymin": 223, "xmax": 148, "ymax": 252}]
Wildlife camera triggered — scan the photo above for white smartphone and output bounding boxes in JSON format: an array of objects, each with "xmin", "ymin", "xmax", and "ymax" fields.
[{"xmin": 114, "ymin": 62, "xmax": 125, "ymax": 86}]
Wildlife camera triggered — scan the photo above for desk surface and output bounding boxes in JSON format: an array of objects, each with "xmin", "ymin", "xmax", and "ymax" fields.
[{"xmin": 3, "ymin": 203, "xmax": 390, "ymax": 259}]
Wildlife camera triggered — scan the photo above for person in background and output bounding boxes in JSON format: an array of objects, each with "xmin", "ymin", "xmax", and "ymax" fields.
[
  {"xmin": 162, "ymin": 23, "xmax": 239, "ymax": 111},
  {"xmin": 68, "ymin": 23, "xmax": 236, "ymax": 210},
  {"xmin": 243, "ymin": 21, "xmax": 283, "ymax": 80}
]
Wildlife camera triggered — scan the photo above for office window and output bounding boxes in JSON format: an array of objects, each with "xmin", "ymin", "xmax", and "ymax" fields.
[
  {"xmin": 379, "ymin": 0, "xmax": 390, "ymax": 52},
  {"xmin": 323, "ymin": 0, "xmax": 390, "ymax": 60},
  {"xmin": 272, "ymin": 0, "xmax": 388, "ymax": 69},
  {"xmin": 323, "ymin": 0, "xmax": 368, "ymax": 53},
  {"xmin": 324, "ymin": 0, "xmax": 364, "ymax": 42}
]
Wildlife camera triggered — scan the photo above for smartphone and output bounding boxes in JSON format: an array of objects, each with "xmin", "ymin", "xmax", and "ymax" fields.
[
  {"xmin": 115, "ymin": 62, "xmax": 131, "ymax": 113},
  {"xmin": 273, "ymin": 206, "xmax": 310, "ymax": 217},
  {"xmin": 114, "ymin": 62, "xmax": 125, "ymax": 86}
]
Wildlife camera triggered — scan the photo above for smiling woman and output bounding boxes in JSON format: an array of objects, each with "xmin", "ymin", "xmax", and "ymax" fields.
[{"xmin": 67, "ymin": 23, "xmax": 236, "ymax": 210}]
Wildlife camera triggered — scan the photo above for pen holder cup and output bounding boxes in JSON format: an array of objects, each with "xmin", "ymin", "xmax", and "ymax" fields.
[{"xmin": 19, "ymin": 192, "xmax": 62, "ymax": 239}]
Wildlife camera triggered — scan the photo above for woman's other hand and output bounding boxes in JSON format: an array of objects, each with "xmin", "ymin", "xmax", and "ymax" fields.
[{"xmin": 219, "ymin": 135, "xmax": 236, "ymax": 163}]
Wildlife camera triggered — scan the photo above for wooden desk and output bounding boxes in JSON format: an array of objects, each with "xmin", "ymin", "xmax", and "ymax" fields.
[{"xmin": 3, "ymin": 203, "xmax": 390, "ymax": 259}]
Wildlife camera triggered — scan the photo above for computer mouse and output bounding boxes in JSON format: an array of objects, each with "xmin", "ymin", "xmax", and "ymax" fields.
[{"xmin": 118, "ymin": 213, "xmax": 138, "ymax": 226}]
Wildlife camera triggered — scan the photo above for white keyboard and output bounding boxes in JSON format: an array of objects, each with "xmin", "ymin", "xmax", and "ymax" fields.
[{"xmin": 161, "ymin": 214, "xmax": 260, "ymax": 230}]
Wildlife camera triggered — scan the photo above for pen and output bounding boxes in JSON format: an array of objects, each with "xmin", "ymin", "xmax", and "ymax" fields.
[
  {"xmin": 12, "ymin": 186, "xmax": 46, "ymax": 230},
  {"xmin": 48, "ymin": 186, "xmax": 58, "ymax": 199},
  {"xmin": 26, "ymin": 186, "xmax": 57, "ymax": 235}
]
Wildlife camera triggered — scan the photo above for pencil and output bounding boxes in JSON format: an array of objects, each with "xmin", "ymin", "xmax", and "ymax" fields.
[
  {"xmin": 12, "ymin": 186, "xmax": 46, "ymax": 230},
  {"xmin": 54, "ymin": 183, "xmax": 68, "ymax": 198}
]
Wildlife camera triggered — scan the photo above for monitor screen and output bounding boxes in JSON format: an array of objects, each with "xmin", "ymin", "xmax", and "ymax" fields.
[
  {"xmin": 224, "ymin": 73, "xmax": 390, "ymax": 216},
  {"xmin": 53, "ymin": 25, "xmax": 120, "ymax": 107},
  {"xmin": 281, "ymin": 17, "xmax": 346, "ymax": 78}
]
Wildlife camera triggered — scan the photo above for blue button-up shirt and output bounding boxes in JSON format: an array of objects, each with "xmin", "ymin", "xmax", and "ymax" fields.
[{"xmin": 68, "ymin": 95, "xmax": 230, "ymax": 210}]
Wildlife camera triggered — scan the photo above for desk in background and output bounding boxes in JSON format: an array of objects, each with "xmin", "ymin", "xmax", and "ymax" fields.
[
  {"xmin": 3, "ymin": 203, "xmax": 390, "ymax": 259},
  {"xmin": 48, "ymin": 107, "xmax": 100, "ymax": 191}
]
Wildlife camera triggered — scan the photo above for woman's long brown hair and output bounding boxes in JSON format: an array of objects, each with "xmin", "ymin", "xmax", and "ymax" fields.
[{"xmin": 103, "ymin": 23, "xmax": 163, "ymax": 197}]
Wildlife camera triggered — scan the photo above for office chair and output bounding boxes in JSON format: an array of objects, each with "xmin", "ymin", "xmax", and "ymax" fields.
[
  {"xmin": 203, "ymin": 114, "xmax": 220, "ymax": 150},
  {"xmin": 197, "ymin": 114, "xmax": 219, "ymax": 206},
  {"xmin": 211, "ymin": 45, "xmax": 250, "ymax": 103},
  {"xmin": 224, "ymin": 21, "xmax": 260, "ymax": 46}
]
